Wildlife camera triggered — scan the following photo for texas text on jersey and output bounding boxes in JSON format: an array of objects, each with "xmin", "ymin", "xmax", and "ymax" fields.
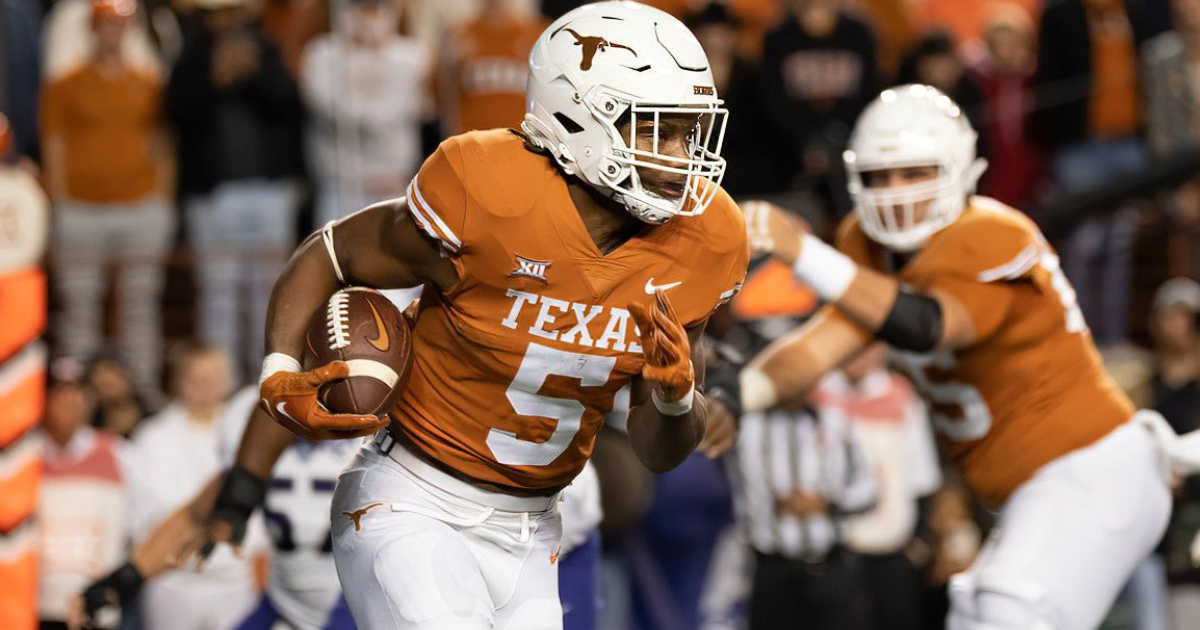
[
  {"xmin": 399, "ymin": 129, "xmax": 748, "ymax": 492},
  {"xmin": 836, "ymin": 197, "xmax": 1132, "ymax": 507}
]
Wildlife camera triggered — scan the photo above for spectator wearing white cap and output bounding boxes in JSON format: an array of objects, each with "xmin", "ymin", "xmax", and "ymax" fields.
[
  {"xmin": 1149, "ymin": 277, "xmax": 1200, "ymax": 630},
  {"xmin": 42, "ymin": 0, "xmax": 176, "ymax": 404},
  {"xmin": 1152, "ymin": 277, "xmax": 1200, "ymax": 433}
]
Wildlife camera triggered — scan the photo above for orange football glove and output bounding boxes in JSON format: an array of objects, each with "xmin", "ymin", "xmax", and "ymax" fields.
[
  {"xmin": 628, "ymin": 291, "xmax": 695, "ymax": 404},
  {"xmin": 259, "ymin": 361, "xmax": 388, "ymax": 441}
]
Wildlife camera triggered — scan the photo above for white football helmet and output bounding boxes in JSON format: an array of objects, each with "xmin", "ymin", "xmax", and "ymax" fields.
[
  {"xmin": 843, "ymin": 84, "xmax": 988, "ymax": 252},
  {"xmin": 522, "ymin": 1, "xmax": 728, "ymax": 224}
]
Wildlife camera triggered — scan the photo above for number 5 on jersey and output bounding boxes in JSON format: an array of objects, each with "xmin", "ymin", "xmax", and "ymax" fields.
[{"xmin": 488, "ymin": 343, "xmax": 617, "ymax": 466}]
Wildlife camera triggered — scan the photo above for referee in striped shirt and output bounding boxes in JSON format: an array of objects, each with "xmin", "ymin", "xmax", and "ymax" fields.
[{"xmin": 730, "ymin": 402, "xmax": 877, "ymax": 629}]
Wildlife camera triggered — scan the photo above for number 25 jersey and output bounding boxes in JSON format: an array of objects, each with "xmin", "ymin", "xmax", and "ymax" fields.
[
  {"xmin": 393, "ymin": 130, "xmax": 748, "ymax": 492},
  {"xmin": 837, "ymin": 197, "xmax": 1132, "ymax": 507}
]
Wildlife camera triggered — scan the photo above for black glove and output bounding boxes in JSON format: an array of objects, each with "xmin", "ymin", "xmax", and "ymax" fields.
[
  {"xmin": 703, "ymin": 340, "xmax": 745, "ymax": 418},
  {"xmin": 81, "ymin": 561, "xmax": 143, "ymax": 623},
  {"xmin": 199, "ymin": 465, "xmax": 267, "ymax": 558}
]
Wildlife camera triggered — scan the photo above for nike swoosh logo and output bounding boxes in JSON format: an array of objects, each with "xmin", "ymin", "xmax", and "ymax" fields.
[
  {"xmin": 550, "ymin": 547, "xmax": 561, "ymax": 564},
  {"xmin": 275, "ymin": 401, "xmax": 298, "ymax": 423},
  {"xmin": 644, "ymin": 278, "xmax": 682, "ymax": 294},
  {"xmin": 365, "ymin": 300, "xmax": 390, "ymax": 352}
]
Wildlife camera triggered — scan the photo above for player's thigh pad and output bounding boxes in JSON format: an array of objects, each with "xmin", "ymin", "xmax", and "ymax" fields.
[
  {"xmin": 331, "ymin": 448, "xmax": 494, "ymax": 630},
  {"xmin": 947, "ymin": 422, "xmax": 1171, "ymax": 630},
  {"xmin": 486, "ymin": 507, "xmax": 563, "ymax": 630}
]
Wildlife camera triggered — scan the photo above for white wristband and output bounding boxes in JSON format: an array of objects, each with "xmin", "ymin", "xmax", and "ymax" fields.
[
  {"xmin": 792, "ymin": 233, "xmax": 857, "ymax": 301},
  {"xmin": 652, "ymin": 387, "xmax": 695, "ymax": 416},
  {"xmin": 260, "ymin": 353, "xmax": 302, "ymax": 386}
]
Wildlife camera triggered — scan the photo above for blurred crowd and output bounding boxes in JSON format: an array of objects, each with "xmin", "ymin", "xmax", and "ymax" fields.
[{"xmin": 3, "ymin": 0, "xmax": 1200, "ymax": 628}]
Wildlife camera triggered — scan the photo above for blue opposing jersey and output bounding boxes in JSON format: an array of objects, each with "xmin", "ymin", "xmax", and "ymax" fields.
[{"xmin": 220, "ymin": 388, "xmax": 361, "ymax": 630}]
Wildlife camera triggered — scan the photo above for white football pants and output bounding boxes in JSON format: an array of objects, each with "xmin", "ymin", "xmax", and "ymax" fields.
[
  {"xmin": 331, "ymin": 436, "xmax": 563, "ymax": 630},
  {"xmin": 947, "ymin": 419, "xmax": 1172, "ymax": 630}
]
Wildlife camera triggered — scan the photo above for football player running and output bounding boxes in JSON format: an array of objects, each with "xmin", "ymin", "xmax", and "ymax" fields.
[
  {"xmin": 740, "ymin": 84, "xmax": 1178, "ymax": 630},
  {"xmin": 256, "ymin": 3, "xmax": 747, "ymax": 629}
]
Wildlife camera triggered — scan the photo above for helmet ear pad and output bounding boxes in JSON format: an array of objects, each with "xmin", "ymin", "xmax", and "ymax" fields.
[
  {"xmin": 523, "ymin": 93, "xmax": 639, "ymax": 204},
  {"xmin": 964, "ymin": 157, "xmax": 987, "ymax": 194}
]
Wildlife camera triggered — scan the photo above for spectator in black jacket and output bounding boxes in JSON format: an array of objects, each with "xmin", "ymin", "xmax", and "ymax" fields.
[
  {"xmin": 1031, "ymin": 0, "xmax": 1155, "ymax": 191},
  {"xmin": 1032, "ymin": 0, "xmax": 1157, "ymax": 343},
  {"xmin": 0, "ymin": 0, "xmax": 42, "ymax": 160},
  {"xmin": 166, "ymin": 0, "xmax": 305, "ymax": 385},
  {"xmin": 689, "ymin": 2, "xmax": 790, "ymax": 196},
  {"xmin": 1148, "ymin": 278, "xmax": 1200, "ymax": 626},
  {"xmin": 757, "ymin": 0, "xmax": 877, "ymax": 218}
]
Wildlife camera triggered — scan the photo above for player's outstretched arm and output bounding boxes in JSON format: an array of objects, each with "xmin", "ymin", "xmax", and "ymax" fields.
[
  {"xmin": 742, "ymin": 201, "xmax": 983, "ymax": 353},
  {"xmin": 260, "ymin": 199, "xmax": 455, "ymax": 440},
  {"xmin": 740, "ymin": 306, "xmax": 873, "ymax": 413},
  {"xmin": 75, "ymin": 406, "xmax": 296, "ymax": 628},
  {"xmin": 625, "ymin": 292, "xmax": 708, "ymax": 473},
  {"xmin": 198, "ymin": 404, "xmax": 297, "ymax": 556},
  {"xmin": 73, "ymin": 474, "xmax": 222, "ymax": 629}
]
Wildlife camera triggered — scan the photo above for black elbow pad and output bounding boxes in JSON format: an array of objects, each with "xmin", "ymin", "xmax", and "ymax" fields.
[{"xmin": 877, "ymin": 289, "xmax": 943, "ymax": 353}]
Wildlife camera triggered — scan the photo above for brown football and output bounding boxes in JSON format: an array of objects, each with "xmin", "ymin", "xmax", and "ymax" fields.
[{"xmin": 304, "ymin": 287, "xmax": 414, "ymax": 417}]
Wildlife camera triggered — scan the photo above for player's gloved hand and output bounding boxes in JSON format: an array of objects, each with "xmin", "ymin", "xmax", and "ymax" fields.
[
  {"xmin": 629, "ymin": 291, "xmax": 695, "ymax": 415},
  {"xmin": 76, "ymin": 561, "xmax": 143, "ymax": 629},
  {"xmin": 197, "ymin": 466, "xmax": 268, "ymax": 560},
  {"xmin": 741, "ymin": 200, "xmax": 811, "ymax": 265},
  {"xmin": 260, "ymin": 360, "xmax": 388, "ymax": 440}
]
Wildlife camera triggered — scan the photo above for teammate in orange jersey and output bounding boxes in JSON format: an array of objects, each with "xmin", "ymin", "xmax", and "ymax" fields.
[
  {"xmin": 437, "ymin": 0, "xmax": 546, "ymax": 136},
  {"xmin": 740, "ymin": 84, "xmax": 1176, "ymax": 630},
  {"xmin": 255, "ymin": 3, "xmax": 747, "ymax": 628}
]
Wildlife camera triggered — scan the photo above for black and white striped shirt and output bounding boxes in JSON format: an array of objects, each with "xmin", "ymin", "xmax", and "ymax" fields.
[{"xmin": 730, "ymin": 405, "xmax": 876, "ymax": 561}]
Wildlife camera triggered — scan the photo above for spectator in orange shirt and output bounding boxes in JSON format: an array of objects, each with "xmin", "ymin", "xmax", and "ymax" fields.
[
  {"xmin": 437, "ymin": 0, "xmax": 546, "ymax": 135},
  {"xmin": 41, "ymin": 0, "xmax": 176, "ymax": 405}
]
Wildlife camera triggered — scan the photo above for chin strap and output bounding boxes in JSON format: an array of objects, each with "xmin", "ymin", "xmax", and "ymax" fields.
[{"xmin": 615, "ymin": 192, "xmax": 674, "ymax": 225}]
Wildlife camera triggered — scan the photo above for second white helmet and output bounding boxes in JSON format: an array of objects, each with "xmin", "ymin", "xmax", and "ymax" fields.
[
  {"xmin": 844, "ymin": 84, "xmax": 987, "ymax": 252},
  {"xmin": 522, "ymin": 1, "xmax": 728, "ymax": 224}
]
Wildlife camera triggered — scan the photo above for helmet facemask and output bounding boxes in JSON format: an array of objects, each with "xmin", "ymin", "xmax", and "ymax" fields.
[
  {"xmin": 601, "ymin": 100, "xmax": 729, "ymax": 224},
  {"xmin": 848, "ymin": 163, "xmax": 977, "ymax": 253}
]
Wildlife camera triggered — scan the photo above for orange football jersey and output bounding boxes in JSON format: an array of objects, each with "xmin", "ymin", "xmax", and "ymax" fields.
[
  {"xmin": 440, "ymin": 16, "xmax": 547, "ymax": 135},
  {"xmin": 837, "ymin": 197, "xmax": 1133, "ymax": 507},
  {"xmin": 397, "ymin": 130, "xmax": 748, "ymax": 491}
]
